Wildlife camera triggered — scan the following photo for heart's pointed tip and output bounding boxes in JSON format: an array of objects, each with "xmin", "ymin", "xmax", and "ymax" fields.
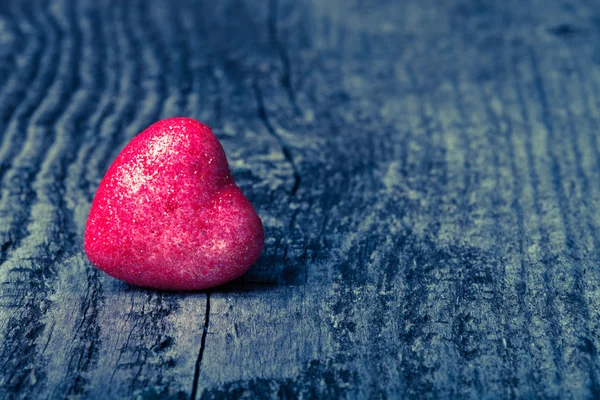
[{"xmin": 83, "ymin": 116, "xmax": 266, "ymax": 291}]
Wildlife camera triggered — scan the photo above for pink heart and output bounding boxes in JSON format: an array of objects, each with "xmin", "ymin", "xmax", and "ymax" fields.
[{"xmin": 84, "ymin": 117, "xmax": 264, "ymax": 290}]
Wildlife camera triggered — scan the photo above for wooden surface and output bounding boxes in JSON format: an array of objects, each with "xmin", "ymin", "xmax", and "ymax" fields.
[{"xmin": 1, "ymin": 0, "xmax": 600, "ymax": 398}]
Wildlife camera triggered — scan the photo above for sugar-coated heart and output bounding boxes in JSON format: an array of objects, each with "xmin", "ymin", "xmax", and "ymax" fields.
[{"xmin": 84, "ymin": 117, "xmax": 264, "ymax": 290}]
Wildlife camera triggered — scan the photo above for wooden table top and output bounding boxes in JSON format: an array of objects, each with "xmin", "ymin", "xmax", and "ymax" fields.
[{"xmin": 1, "ymin": 0, "xmax": 600, "ymax": 398}]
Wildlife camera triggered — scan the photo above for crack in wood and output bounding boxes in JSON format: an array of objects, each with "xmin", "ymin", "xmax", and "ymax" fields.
[
  {"xmin": 252, "ymin": 79, "xmax": 301, "ymax": 196},
  {"xmin": 190, "ymin": 293, "xmax": 211, "ymax": 400}
]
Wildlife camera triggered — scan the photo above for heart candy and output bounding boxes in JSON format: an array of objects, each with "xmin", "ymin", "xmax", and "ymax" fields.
[{"xmin": 84, "ymin": 117, "xmax": 264, "ymax": 290}]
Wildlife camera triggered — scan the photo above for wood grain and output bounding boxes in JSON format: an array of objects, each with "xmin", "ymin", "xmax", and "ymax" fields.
[{"xmin": 1, "ymin": 0, "xmax": 600, "ymax": 398}]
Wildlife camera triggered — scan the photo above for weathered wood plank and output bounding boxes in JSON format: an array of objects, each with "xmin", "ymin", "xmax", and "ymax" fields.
[{"xmin": 1, "ymin": 0, "xmax": 600, "ymax": 398}]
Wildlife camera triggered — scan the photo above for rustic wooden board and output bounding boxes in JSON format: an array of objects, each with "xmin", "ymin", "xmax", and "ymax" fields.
[{"xmin": 1, "ymin": 0, "xmax": 600, "ymax": 398}]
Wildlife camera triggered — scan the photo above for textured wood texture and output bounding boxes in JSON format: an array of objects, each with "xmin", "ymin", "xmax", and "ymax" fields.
[{"xmin": 1, "ymin": 0, "xmax": 600, "ymax": 398}]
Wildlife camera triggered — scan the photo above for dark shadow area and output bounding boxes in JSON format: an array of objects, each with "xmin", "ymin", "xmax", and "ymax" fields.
[{"xmin": 111, "ymin": 250, "xmax": 302, "ymax": 295}]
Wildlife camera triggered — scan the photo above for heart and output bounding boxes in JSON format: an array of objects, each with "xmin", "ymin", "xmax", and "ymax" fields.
[{"xmin": 84, "ymin": 117, "xmax": 264, "ymax": 290}]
